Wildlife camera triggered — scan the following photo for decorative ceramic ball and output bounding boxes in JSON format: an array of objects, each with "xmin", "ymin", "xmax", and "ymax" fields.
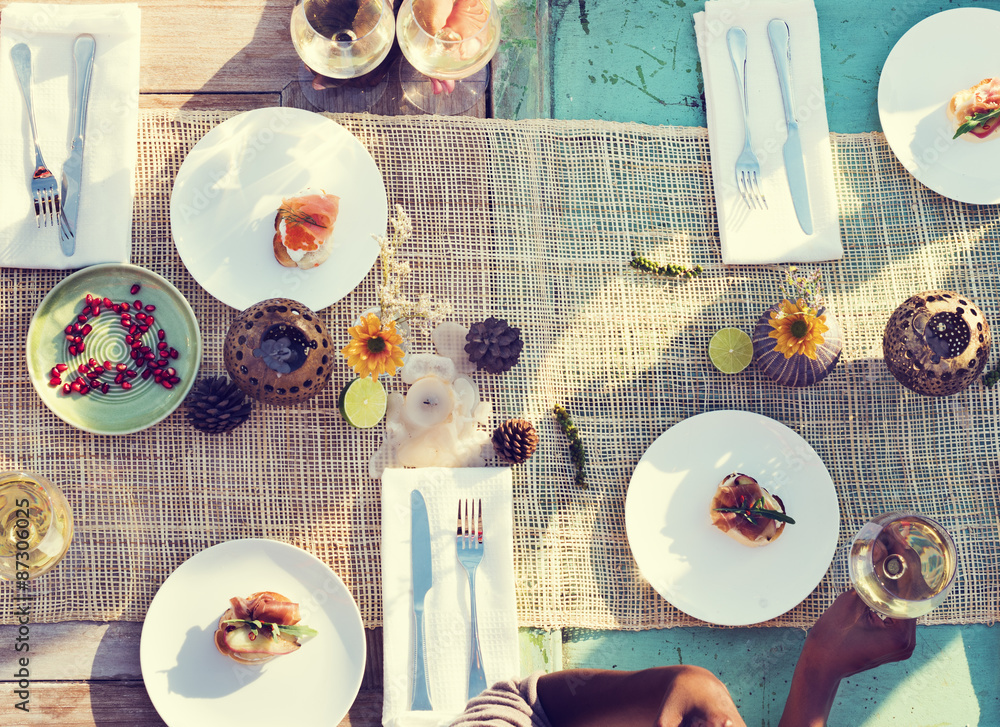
[
  {"xmin": 752, "ymin": 302, "xmax": 843, "ymax": 387},
  {"xmin": 223, "ymin": 298, "xmax": 333, "ymax": 405},
  {"xmin": 883, "ymin": 290, "xmax": 990, "ymax": 397}
]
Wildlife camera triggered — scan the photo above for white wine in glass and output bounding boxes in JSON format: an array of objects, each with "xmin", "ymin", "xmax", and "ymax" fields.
[
  {"xmin": 0, "ymin": 471, "xmax": 74, "ymax": 581},
  {"xmin": 290, "ymin": 0, "xmax": 395, "ymax": 111},
  {"xmin": 396, "ymin": 0, "xmax": 501, "ymax": 114},
  {"xmin": 848, "ymin": 511, "xmax": 957, "ymax": 619}
]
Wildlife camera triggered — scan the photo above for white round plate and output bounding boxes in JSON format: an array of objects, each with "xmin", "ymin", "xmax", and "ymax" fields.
[
  {"xmin": 878, "ymin": 7, "xmax": 1000, "ymax": 205},
  {"xmin": 170, "ymin": 107, "xmax": 387, "ymax": 311},
  {"xmin": 140, "ymin": 539, "xmax": 366, "ymax": 727},
  {"xmin": 625, "ymin": 410, "xmax": 839, "ymax": 626}
]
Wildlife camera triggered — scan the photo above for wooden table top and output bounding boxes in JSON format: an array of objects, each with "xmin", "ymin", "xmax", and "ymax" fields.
[{"xmin": 0, "ymin": 0, "xmax": 486, "ymax": 724}]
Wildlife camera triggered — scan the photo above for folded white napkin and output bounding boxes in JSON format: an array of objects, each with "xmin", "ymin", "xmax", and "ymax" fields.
[
  {"xmin": 694, "ymin": 0, "xmax": 842, "ymax": 264},
  {"xmin": 382, "ymin": 467, "xmax": 519, "ymax": 727},
  {"xmin": 0, "ymin": 3, "xmax": 140, "ymax": 269}
]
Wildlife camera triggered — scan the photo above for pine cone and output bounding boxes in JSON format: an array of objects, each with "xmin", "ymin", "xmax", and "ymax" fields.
[
  {"xmin": 465, "ymin": 317, "xmax": 523, "ymax": 374},
  {"xmin": 492, "ymin": 418, "xmax": 539, "ymax": 464},
  {"xmin": 186, "ymin": 376, "xmax": 254, "ymax": 433}
]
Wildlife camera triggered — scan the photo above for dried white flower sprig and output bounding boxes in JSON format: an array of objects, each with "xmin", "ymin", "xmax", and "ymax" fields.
[{"xmin": 374, "ymin": 205, "xmax": 452, "ymax": 336}]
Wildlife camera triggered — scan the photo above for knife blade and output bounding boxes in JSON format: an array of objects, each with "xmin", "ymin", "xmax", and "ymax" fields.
[
  {"xmin": 767, "ymin": 19, "xmax": 813, "ymax": 235},
  {"xmin": 410, "ymin": 489, "xmax": 434, "ymax": 711},
  {"xmin": 59, "ymin": 34, "xmax": 96, "ymax": 256}
]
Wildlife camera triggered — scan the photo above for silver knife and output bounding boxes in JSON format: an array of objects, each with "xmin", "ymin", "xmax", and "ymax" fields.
[
  {"xmin": 768, "ymin": 19, "xmax": 813, "ymax": 235},
  {"xmin": 58, "ymin": 34, "xmax": 96, "ymax": 255},
  {"xmin": 410, "ymin": 489, "xmax": 434, "ymax": 711}
]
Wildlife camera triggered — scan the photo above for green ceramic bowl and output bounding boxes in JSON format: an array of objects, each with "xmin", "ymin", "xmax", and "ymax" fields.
[{"xmin": 27, "ymin": 264, "xmax": 202, "ymax": 435}]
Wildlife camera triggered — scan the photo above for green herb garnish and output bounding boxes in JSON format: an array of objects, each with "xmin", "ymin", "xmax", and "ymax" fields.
[
  {"xmin": 554, "ymin": 404, "xmax": 587, "ymax": 488},
  {"xmin": 222, "ymin": 618, "xmax": 319, "ymax": 640},
  {"xmin": 714, "ymin": 496, "xmax": 796, "ymax": 525},
  {"xmin": 630, "ymin": 255, "xmax": 703, "ymax": 279},
  {"xmin": 983, "ymin": 364, "xmax": 1000, "ymax": 388},
  {"xmin": 953, "ymin": 108, "xmax": 1000, "ymax": 139},
  {"xmin": 279, "ymin": 206, "xmax": 327, "ymax": 229}
]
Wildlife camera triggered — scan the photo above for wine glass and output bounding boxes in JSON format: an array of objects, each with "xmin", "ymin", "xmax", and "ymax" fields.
[
  {"xmin": 848, "ymin": 511, "xmax": 958, "ymax": 619},
  {"xmin": 396, "ymin": 0, "xmax": 501, "ymax": 115},
  {"xmin": 0, "ymin": 471, "xmax": 74, "ymax": 581},
  {"xmin": 290, "ymin": 0, "xmax": 396, "ymax": 112}
]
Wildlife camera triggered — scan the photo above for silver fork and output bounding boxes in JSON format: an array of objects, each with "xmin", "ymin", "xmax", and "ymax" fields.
[
  {"xmin": 726, "ymin": 27, "xmax": 767, "ymax": 210},
  {"xmin": 456, "ymin": 499, "xmax": 488, "ymax": 700},
  {"xmin": 10, "ymin": 43, "xmax": 60, "ymax": 227}
]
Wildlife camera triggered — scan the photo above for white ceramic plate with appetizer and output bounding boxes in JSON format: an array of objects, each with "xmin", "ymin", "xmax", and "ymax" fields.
[
  {"xmin": 625, "ymin": 410, "xmax": 839, "ymax": 626},
  {"xmin": 170, "ymin": 107, "xmax": 386, "ymax": 311},
  {"xmin": 878, "ymin": 7, "xmax": 1000, "ymax": 204},
  {"xmin": 140, "ymin": 538, "xmax": 366, "ymax": 726}
]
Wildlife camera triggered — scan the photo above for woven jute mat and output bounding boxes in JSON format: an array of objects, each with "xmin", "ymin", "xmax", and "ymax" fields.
[{"xmin": 1, "ymin": 110, "xmax": 998, "ymax": 628}]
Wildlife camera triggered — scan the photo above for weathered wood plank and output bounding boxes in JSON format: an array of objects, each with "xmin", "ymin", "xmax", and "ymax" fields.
[
  {"xmin": 0, "ymin": 682, "xmax": 383, "ymax": 726},
  {"xmin": 139, "ymin": 93, "xmax": 281, "ymax": 110}
]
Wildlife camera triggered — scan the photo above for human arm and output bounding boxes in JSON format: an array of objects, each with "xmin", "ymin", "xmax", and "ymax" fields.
[
  {"xmin": 778, "ymin": 590, "xmax": 916, "ymax": 727},
  {"xmin": 537, "ymin": 665, "xmax": 746, "ymax": 727}
]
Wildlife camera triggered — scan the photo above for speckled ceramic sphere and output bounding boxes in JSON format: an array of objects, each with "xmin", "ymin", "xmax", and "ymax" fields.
[
  {"xmin": 883, "ymin": 290, "xmax": 990, "ymax": 397},
  {"xmin": 223, "ymin": 298, "xmax": 333, "ymax": 405},
  {"xmin": 752, "ymin": 304, "xmax": 843, "ymax": 387}
]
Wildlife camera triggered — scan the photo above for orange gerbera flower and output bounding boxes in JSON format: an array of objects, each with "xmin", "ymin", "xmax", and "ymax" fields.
[
  {"xmin": 342, "ymin": 313, "xmax": 405, "ymax": 380},
  {"xmin": 768, "ymin": 299, "xmax": 828, "ymax": 359}
]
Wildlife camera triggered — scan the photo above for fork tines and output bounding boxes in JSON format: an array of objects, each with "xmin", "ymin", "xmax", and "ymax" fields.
[
  {"xmin": 458, "ymin": 499, "xmax": 483, "ymax": 547},
  {"xmin": 738, "ymin": 169, "xmax": 767, "ymax": 211},
  {"xmin": 33, "ymin": 174, "xmax": 60, "ymax": 227}
]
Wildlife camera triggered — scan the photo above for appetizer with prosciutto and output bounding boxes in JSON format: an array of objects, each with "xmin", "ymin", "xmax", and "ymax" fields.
[
  {"xmin": 948, "ymin": 77, "xmax": 1000, "ymax": 142},
  {"xmin": 273, "ymin": 191, "xmax": 341, "ymax": 269},
  {"xmin": 214, "ymin": 591, "xmax": 317, "ymax": 664},
  {"xmin": 709, "ymin": 473, "xmax": 795, "ymax": 548}
]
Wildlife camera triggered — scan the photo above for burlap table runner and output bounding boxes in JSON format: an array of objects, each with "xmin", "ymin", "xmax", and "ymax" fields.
[{"xmin": 2, "ymin": 110, "xmax": 998, "ymax": 628}]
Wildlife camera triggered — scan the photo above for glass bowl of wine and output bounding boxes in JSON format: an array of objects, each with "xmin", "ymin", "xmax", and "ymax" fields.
[
  {"xmin": 848, "ymin": 511, "xmax": 957, "ymax": 619},
  {"xmin": 0, "ymin": 471, "xmax": 74, "ymax": 581}
]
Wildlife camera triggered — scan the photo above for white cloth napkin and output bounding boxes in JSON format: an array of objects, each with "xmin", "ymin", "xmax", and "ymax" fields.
[
  {"xmin": 0, "ymin": 3, "xmax": 140, "ymax": 269},
  {"xmin": 694, "ymin": 0, "xmax": 842, "ymax": 264},
  {"xmin": 382, "ymin": 467, "xmax": 519, "ymax": 727}
]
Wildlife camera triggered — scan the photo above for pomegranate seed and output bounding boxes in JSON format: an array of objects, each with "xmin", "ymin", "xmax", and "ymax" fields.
[
  {"xmin": 50, "ymin": 366, "xmax": 62, "ymax": 377},
  {"xmin": 145, "ymin": 316, "xmax": 155, "ymax": 326},
  {"xmin": 145, "ymin": 304, "xmax": 156, "ymax": 312},
  {"xmin": 70, "ymin": 381, "xmax": 82, "ymax": 393},
  {"xmin": 130, "ymin": 283, "xmax": 141, "ymax": 295},
  {"xmin": 103, "ymin": 297, "xmax": 113, "ymax": 308},
  {"xmin": 129, "ymin": 325, "xmax": 138, "ymax": 335},
  {"xmin": 122, "ymin": 381, "xmax": 132, "ymax": 391},
  {"xmin": 133, "ymin": 300, "xmax": 142, "ymax": 310},
  {"xmin": 145, "ymin": 352, "xmax": 155, "ymax": 360},
  {"xmin": 161, "ymin": 381, "xmax": 173, "ymax": 390},
  {"xmin": 157, "ymin": 329, "xmax": 165, "ymax": 340},
  {"xmin": 56, "ymin": 363, "xmax": 68, "ymax": 372},
  {"xmin": 79, "ymin": 385, "xmax": 90, "ymax": 395},
  {"xmin": 118, "ymin": 302, "xmax": 130, "ymax": 313},
  {"xmin": 116, "ymin": 363, "xmax": 127, "ymax": 372},
  {"xmin": 125, "ymin": 335, "xmax": 133, "ymax": 345},
  {"xmin": 77, "ymin": 314, "xmax": 88, "ymax": 323},
  {"xmin": 125, "ymin": 369, "xmax": 138, "ymax": 378},
  {"xmin": 169, "ymin": 349, "xmax": 179, "ymax": 359},
  {"xmin": 85, "ymin": 294, "xmax": 94, "ymax": 304},
  {"xmin": 65, "ymin": 324, "xmax": 74, "ymax": 334},
  {"xmin": 169, "ymin": 375, "xmax": 180, "ymax": 385},
  {"xmin": 81, "ymin": 324, "xmax": 92, "ymax": 335},
  {"xmin": 141, "ymin": 369, "xmax": 152, "ymax": 380},
  {"xmin": 157, "ymin": 342, "xmax": 168, "ymax": 350},
  {"xmin": 155, "ymin": 358, "xmax": 167, "ymax": 367},
  {"xmin": 101, "ymin": 383, "xmax": 110, "ymax": 394},
  {"xmin": 103, "ymin": 360, "xmax": 113, "ymax": 370},
  {"xmin": 88, "ymin": 358, "xmax": 97, "ymax": 367},
  {"xmin": 48, "ymin": 377, "xmax": 61, "ymax": 386},
  {"xmin": 114, "ymin": 373, "xmax": 125, "ymax": 385},
  {"xmin": 78, "ymin": 364, "xmax": 90, "ymax": 373},
  {"xmin": 77, "ymin": 343, "xmax": 85, "ymax": 353},
  {"xmin": 62, "ymin": 383, "xmax": 71, "ymax": 395},
  {"xmin": 68, "ymin": 345, "xmax": 78, "ymax": 356}
]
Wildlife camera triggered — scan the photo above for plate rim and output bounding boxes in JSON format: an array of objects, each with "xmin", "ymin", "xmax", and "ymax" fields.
[
  {"xmin": 877, "ymin": 6, "xmax": 1000, "ymax": 205},
  {"xmin": 624, "ymin": 409, "xmax": 840, "ymax": 626},
  {"xmin": 138, "ymin": 537, "xmax": 367, "ymax": 727},
  {"xmin": 169, "ymin": 106, "xmax": 387, "ymax": 311},
  {"xmin": 25, "ymin": 262, "xmax": 202, "ymax": 435}
]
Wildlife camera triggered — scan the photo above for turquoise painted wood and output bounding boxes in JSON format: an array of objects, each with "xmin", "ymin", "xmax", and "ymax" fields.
[
  {"xmin": 541, "ymin": 0, "xmax": 1000, "ymax": 132},
  {"xmin": 551, "ymin": 625, "xmax": 999, "ymax": 726}
]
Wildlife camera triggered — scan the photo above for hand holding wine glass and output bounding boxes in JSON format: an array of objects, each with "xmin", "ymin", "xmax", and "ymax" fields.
[{"xmin": 396, "ymin": 0, "xmax": 501, "ymax": 114}]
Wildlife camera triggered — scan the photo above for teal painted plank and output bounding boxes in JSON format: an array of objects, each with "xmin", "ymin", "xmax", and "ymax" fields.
[
  {"xmin": 544, "ymin": 0, "xmax": 1000, "ymax": 132},
  {"xmin": 557, "ymin": 625, "xmax": 999, "ymax": 726}
]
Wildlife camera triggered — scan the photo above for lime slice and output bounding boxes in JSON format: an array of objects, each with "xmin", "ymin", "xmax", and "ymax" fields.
[
  {"xmin": 708, "ymin": 328, "xmax": 753, "ymax": 374},
  {"xmin": 338, "ymin": 377, "xmax": 387, "ymax": 428}
]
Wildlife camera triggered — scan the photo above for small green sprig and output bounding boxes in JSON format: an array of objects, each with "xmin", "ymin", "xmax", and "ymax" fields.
[
  {"xmin": 554, "ymin": 404, "xmax": 586, "ymax": 488},
  {"xmin": 222, "ymin": 618, "xmax": 318, "ymax": 641},
  {"xmin": 278, "ymin": 206, "xmax": 327, "ymax": 229},
  {"xmin": 713, "ymin": 496, "xmax": 796, "ymax": 526},
  {"xmin": 781, "ymin": 266, "xmax": 825, "ymax": 316},
  {"xmin": 983, "ymin": 364, "xmax": 1000, "ymax": 388},
  {"xmin": 954, "ymin": 108, "xmax": 1000, "ymax": 139},
  {"xmin": 630, "ymin": 255, "xmax": 703, "ymax": 279}
]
